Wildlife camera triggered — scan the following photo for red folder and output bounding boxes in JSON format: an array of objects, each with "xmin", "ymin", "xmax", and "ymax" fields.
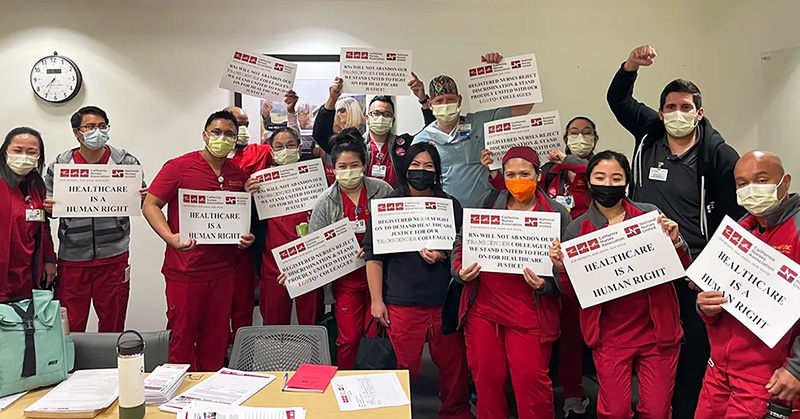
[{"xmin": 283, "ymin": 364, "xmax": 338, "ymax": 393}]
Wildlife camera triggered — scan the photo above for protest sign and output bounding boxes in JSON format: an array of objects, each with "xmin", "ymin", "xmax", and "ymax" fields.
[
  {"xmin": 178, "ymin": 189, "xmax": 251, "ymax": 244},
  {"xmin": 561, "ymin": 211, "xmax": 685, "ymax": 308},
  {"xmin": 484, "ymin": 111, "xmax": 562, "ymax": 169},
  {"xmin": 219, "ymin": 51, "xmax": 297, "ymax": 102},
  {"xmin": 251, "ymin": 159, "xmax": 328, "ymax": 220},
  {"xmin": 466, "ymin": 53, "xmax": 543, "ymax": 113},
  {"xmin": 273, "ymin": 219, "xmax": 364, "ymax": 299},
  {"xmin": 340, "ymin": 47, "xmax": 412, "ymax": 96},
  {"xmin": 370, "ymin": 197, "xmax": 456, "ymax": 254},
  {"xmin": 52, "ymin": 164, "xmax": 143, "ymax": 217},
  {"xmin": 462, "ymin": 209, "xmax": 560, "ymax": 276}
]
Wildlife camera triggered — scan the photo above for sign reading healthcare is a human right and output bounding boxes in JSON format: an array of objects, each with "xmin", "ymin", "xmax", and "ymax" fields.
[{"xmin": 52, "ymin": 164, "xmax": 143, "ymax": 217}]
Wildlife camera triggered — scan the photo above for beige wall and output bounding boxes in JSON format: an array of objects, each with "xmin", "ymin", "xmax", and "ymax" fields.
[{"xmin": 0, "ymin": 0, "xmax": 797, "ymax": 331}]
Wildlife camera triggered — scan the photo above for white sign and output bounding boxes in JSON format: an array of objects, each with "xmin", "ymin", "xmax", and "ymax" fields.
[
  {"xmin": 331, "ymin": 373, "xmax": 410, "ymax": 412},
  {"xmin": 52, "ymin": 164, "xmax": 143, "ymax": 217},
  {"xmin": 251, "ymin": 159, "xmax": 328, "ymax": 220},
  {"xmin": 686, "ymin": 216, "xmax": 800, "ymax": 348},
  {"xmin": 561, "ymin": 211, "xmax": 686, "ymax": 309},
  {"xmin": 370, "ymin": 197, "xmax": 456, "ymax": 254},
  {"xmin": 466, "ymin": 53, "xmax": 543, "ymax": 113},
  {"xmin": 178, "ymin": 189, "xmax": 251, "ymax": 244},
  {"xmin": 273, "ymin": 219, "xmax": 365, "ymax": 299},
  {"xmin": 219, "ymin": 51, "xmax": 297, "ymax": 102},
  {"xmin": 463, "ymin": 209, "xmax": 560, "ymax": 276},
  {"xmin": 340, "ymin": 47, "xmax": 413, "ymax": 96},
  {"xmin": 160, "ymin": 368, "xmax": 276, "ymax": 413},
  {"xmin": 484, "ymin": 111, "xmax": 562, "ymax": 170}
]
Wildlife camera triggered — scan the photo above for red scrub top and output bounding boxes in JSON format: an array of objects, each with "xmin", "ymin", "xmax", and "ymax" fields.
[
  {"xmin": 368, "ymin": 141, "xmax": 397, "ymax": 188},
  {"xmin": 148, "ymin": 151, "xmax": 246, "ymax": 282},
  {"xmin": 230, "ymin": 143, "xmax": 273, "ymax": 178}
]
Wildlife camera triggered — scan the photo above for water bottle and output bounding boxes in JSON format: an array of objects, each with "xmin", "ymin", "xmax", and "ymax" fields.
[
  {"xmin": 117, "ymin": 330, "xmax": 145, "ymax": 419},
  {"xmin": 763, "ymin": 398, "xmax": 792, "ymax": 419}
]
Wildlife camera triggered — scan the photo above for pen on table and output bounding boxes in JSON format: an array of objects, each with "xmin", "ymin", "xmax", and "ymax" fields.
[{"xmin": 281, "ymin": 372, "xmax": 289, "ymax": 391}]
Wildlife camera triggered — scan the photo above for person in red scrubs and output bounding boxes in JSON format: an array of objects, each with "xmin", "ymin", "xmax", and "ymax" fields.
[
  {"xmin": 452, "ymin": 146, "xmax": 570, "ymax": 419},
  {"xmin": 223, "ymin": 106, "xmax": 273, "ymax": 344},
  {"xmin": 245, "ymin": 127, "xmax": 321, "ymax": 326},
  {"xmin": 549, "ymin": 150, "xmax": 691, "ymax": 419},
  {"xmin": 43, "ymin": 106, "xmax": 146, "ymax": 333},
  {"xmin": 143, "ymin": 110, "xmax": 255, "ymax": 371},
  {"xmin": 0, "ymin": 127, "xmax": 56, "ymax": 301},
  {"xmin": 364, "ymin": 142, "xmax": 473, "ymax": 419},
  {"xmin": 301, "ymin": 128, "xmax": 393, "ymax": 369}
]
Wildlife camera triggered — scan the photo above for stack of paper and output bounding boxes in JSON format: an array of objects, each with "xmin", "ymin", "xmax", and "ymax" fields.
[
  {"xmin": 282, "ymin": 364, "xmax": 338, "ymax": 393},
  {"xmin": 159, "ymin": 368, "xmax": 276, "ymax": 413},
  {"xmin": 0, "ymin": 391, "xmax": 27, "ymax": 412},
  {"xmin": 178, "ymin": 402, "xmax": 307, "ymax": 419},
  {"xmin": 144, "ymin": 363, "xmax": 190, "ymax": 405},
  {"xmin": 24, "ymin": 369, "xmax": 119, "ymax": 418},
  {"xmin": 331, "ymin": 373, "xmax": 410, "ymax": 412}
]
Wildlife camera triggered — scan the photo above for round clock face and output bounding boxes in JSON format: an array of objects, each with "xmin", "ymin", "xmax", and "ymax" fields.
[{"xmin": 30, "ymin": 55, "xmax": 82, "ymax": 103}]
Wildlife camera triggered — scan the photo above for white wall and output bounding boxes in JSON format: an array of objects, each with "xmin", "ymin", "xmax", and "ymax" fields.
[{"xmin": 0, "ymin": 0, "xmax": 797, "ymax": 331}]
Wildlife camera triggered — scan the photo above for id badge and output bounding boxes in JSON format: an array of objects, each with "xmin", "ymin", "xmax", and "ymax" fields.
[
  {"xmin": 555, "ymin": 195, "xmax": 575, "ymax": 212},
  {"xmin": 295, "ymin": 222, "xmax": 309, "ymax": 237},
  {"xmin": 351, "ymin": 219, "xmax": 367, "ymax": 234},
  {"xmin": 457, "ymin": 123, "xmax": 472, "ymax": 138},
  {"xmin": 649, "ymin": 167, "xmax": 669, "ymax": 182},
  {"xmin": 371, "ymin": 164, "xmax": 387, "ymax": 179},
  {"xmin": 26, "ymin": 209, "xmax": 45, "ymax": 222}
]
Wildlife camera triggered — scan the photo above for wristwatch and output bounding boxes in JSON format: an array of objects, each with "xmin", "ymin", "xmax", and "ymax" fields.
[
  {"xmin": 673, "ymin": 235, "xmax": 685, "ymax": 249},
  {"xmin": 418, "ymin": 95, "xmax": 429, "ymax": 105}
]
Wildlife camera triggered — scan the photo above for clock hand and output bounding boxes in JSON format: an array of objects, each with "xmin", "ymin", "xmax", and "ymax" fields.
[{"xmin": 44, "ymin": 77, "xmax": 57, "ymax": 95}]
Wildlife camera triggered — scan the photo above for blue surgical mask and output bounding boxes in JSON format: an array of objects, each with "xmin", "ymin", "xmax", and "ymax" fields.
[{"xmin": 82, "ymin": 129, "xmax": 110, "ymax": 150}]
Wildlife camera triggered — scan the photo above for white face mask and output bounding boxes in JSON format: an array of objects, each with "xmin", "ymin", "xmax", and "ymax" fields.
[
  {"xmin": 736, "ymin": 176, "xmax": 787, "ymax": 215},
  {"xmin": 663, "ymin": 110, "xmax": 699, "ymax": 138},
  {"xmin": 82, "ymin": 128, "xmax": 110, "ymax": 150},
  {"xmin": 368, "ymin": 116, "xmax": 393, "ymax": 135},
  {"xmin": 273, "ymin": 148, "xmax": 300, "ymax": 165},
  {"xmin": 566, "ymin": 134, "xmax": 595, "ymax": 157},
  {"xmin": 6, "ymin": 153, "xmax": 39, "ymax": 176},
  {"xmin": 236, "ymin": 126, "xmax": 250, "ymax": 146},
  {"xmin": 432, "ymin": 103, "xmax": 460, "ymax": 124}
]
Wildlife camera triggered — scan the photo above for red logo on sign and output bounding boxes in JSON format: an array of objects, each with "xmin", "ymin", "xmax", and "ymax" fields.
[
  {"xmin": 395, "ymin": 203, "xmax": 404, "ymax": 211},
  {"xmin": 346, "ymin": 51, "xmax": 354, "ymax": 59},
  {"xmin": 469, "ymin": 68, "xmax": 478, "ymax": 77},
  {"xmin": 722, "ymin": 225, "xmax": 733, "ymax": 239},
  {"xmin": 778, "ymin": 265, "xmax": 797, "ymax": 283},
  {"xmin": 234, "ymin": 52, "xmax": 242, "ymax": 60},
  {"xmin": 79, "ymin": 169, "xmax": 89, "ymax": 178},
  {"xmin": 480, "ymin": 215, "xmax": 491, "ymax": 224},
  {"xmin": 112, "ymin": 169, "xmax": 124, "ymax": 178},
  {"xmin": 471, "ymin": 214, "xmax": 481, "ymax": 224},
  {"xmin": 70, "ymin": 169, "xmax": 80, "ymax": 177},
  {"xmin": 625, "ymin": 225, "xmax": 642, "ymax": 238},
  {"xmin": 525, "ymin": 217, "xmax": 538, "ymax": 227},
  {"xmin": 249, "ymin": 56, "xmax": 257, "ymax": 64},
  {"xmin": 484, "ymin": 65, "xmax": 493, "ymax": 74},
  {"xmin": 242, "ymin": 54, "xmax": 251, "ymax": 62},
  {"xmin": 274, "ymin": 63, "xmax": 284, "ymax": 71},
  {"xmin": 183, "ymin": 195, "xmax": 190, "ymax": 203},
  {"xmin": 190, "ymin": 195, "xmax": 198, "ymax": 204},
  {"xmin": 60, "ymin": 168, "xmax": 70, "ymax": 177},
  {"xmin": 738, "ymin": 239, "xmax": 752, "ymax": 253},
  {"xmin": 296, "ymin": 243, "xmax": 306, "ymax": 253},
  {"xmin": 490, "ymin": 215, "xmax": 500, "ymax": 225},
  {"xmin": 378, "ymin": 203, "xmax": 387, "ymax": 212},
  {"xmin": 226, "ymin": 197, "xmax": 237, "ymax": 205},
  {"xmin": 588, "ymin": 239, "xmax": 600, "ymax": 250},
  {"xmin": 511, "ymin": 60, "xmax": 522, "ymax": 69},
  {"xmin": 566, "ymin": 246, "xmax": 578, "ymax": 258},
  {"xmin": 426, "ymin": 202, "xmax": 437, "ymax": 210},
  {"xmin": 386, "ymin": 53, "xmax": 397, "ymax": 61},
  {"xmin": 387, "ymin": 203, "xmax": 395, "ymax": 211},
  {"xmin": 298, "ymin": 166, "xmax": 309, "ymax": 174},
  {"xmin": 477, "ymin": 67, "xmax": 486, "ymax": 75},
  {"xmin": 324, "ymin": 230, "xmax": 337, "ymax": 240},
  {"xmin": 198, "ymin": 196, "xmax": 206, "ymax": 204},
  {"xmin": 577, "ymin": 242, "xmax": 590, "ymax": 254},
  {"xmin": 531, "ymin": 118, "xmax": 543, "ymax": 126},
  {"xmin": 488, "ymin": 126, "xmax": 496, "ymax": 134},
  {"xmin": 288, "ymin": 247, "xmax": 298, "ymax": 256},
  {"xmin": 503, "ymin": 123, "xmax": 511, "ymax": 131},
  {"xmin": 279, "ymin": 250, "xmax": 289, "ymax": 260}
]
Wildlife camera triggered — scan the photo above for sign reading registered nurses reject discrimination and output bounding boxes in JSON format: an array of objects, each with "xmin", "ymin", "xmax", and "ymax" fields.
[
  {"xmin": 340, "ymin": 47, "xmax": 413, "ymax": 96},
  {"xmin": 273, "ymin": 219, "xmax": 364, "ymax": 299},
  {"xmin": 561, "ymin": 211, "xmax": 686, "ymax": 309},
  {"xmin": 466, "ymin": 53, "xmax": 543, "ymax": 113},
  {"xmin": 484, "ymin": 111, "xmax": 562, "ymax": 170},
  {"xmin": 686, "ymin": 216, "xmax": 800, "ymax": 348},
  {"xmin": 219, "ymin": 51, "xmax": 297, "ymax": 102},
  {"xmin": 462, "ymin": 209, "xmax": 560, "ymax": 276},
  {"xmin": 178, "ymin": 189, "xmax": 251, "ymax": 245},
  {"xmin": 370, "ymin": 197, "xmax": 456, "ymax": 255},
  {"xmin": 251, "ymin": 159, "xmax": 328, "ymax": 220},
  {"xmin": 52, "ymin": 164, "xmax": 143, "ymax": 218}
]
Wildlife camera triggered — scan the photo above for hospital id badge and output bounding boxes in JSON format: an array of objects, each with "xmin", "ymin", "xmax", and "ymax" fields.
[
  {"xmin": 555, "ymin": 195, "xmax": 574, "ymax": 212},
  {"xmin": 371, "ymin": 164, "xmax": 387, "ymax": 179},
  {"xmin": 649, "ymin": 167, "xmax": 669, "ymax": 182},
  {"xmin": 351, "ymin": 219, "xmax": 367, "ymax": 234},
  {"xmin": 457, "ymin": 123, "xmax": 471, "ymax": 138},
  {"xmin": 26, "ymin": 209, "xmax": 45, "ymax": 222}
]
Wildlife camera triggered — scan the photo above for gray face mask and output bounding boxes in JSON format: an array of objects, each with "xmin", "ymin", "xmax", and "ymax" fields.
[{"xmin": 82, "ymin": 129, "xmax": 110, "ymax": 150}]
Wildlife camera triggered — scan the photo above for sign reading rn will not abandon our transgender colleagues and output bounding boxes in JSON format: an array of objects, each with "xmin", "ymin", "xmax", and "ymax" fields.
[
  {"xmin": 273, "ymin": 219, "xmax": 364, "ymax": 299},
  {"xmin": 52, "ymin": 164, "xmax": 143, "ymax": 218},
  {"xmin": 370, "ymin": 197, "xmax": 456, "ymax": 255},
  {"xmin": 484, "ymin": 110, "xmax": 562, "ymax": 171},
  {"xmin": 462, "ymin": 209, "xmax": 560, "ymax": 276},
  {"xmin": 466, "ymin": 53, "xmax": 543, "ymax": 113},
  {"xmin": 251, "ymin": 159, "xmax": 328, "ymax": 220},
  {"xmin": 686, "ymin": 216, "xmax": 800, "ymax": 349},
  {"xmin": 219, "ymin": 51, "xmax": 297, "ymax": 102},
  {"xmin": 561, "ymin": 211, "xmax": 686, "ymax": 309},
  {"xmin": 178, "ymin": 189, "xmax": 251, "ymax": 245},
  {"xmin": 340, "ymin": 47, "xmax": 413, "ymax": 96}
]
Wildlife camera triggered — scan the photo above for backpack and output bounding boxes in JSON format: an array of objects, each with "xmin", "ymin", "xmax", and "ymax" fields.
[{"xmin": 0, "ymin": 290, "xmax": 75, "ymax": 397}]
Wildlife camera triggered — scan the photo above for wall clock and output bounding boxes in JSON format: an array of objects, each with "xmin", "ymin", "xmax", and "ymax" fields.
[{"xmin": 30, "ymin": 51, "xmax": 83, "ymax": 103}]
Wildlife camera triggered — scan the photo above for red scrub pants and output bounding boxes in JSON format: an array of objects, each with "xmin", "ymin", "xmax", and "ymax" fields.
[
  {"xmin": 55, "ymin": 260, "xmax": 129, "ymax": 333},
  {"xmin": 464, "ymin": 312, "xmax": 553, "ymax": 419},
  {"xmin": 695, "ymin": 363, "xmax": 800, "ymax": 419},
  {"xmin": 558, "ymin": 296, "xmax": 585, "ymax": 399},
  {"xmin": 593, "ymin": 343, "xmax": 680, "ymax": 419},
  {"xmin": 259, "ymin": 276, "xmax": 320, "ymax": 325},
  {"xmin": 229, "ymin": 252, "xmax": 256, "ymax": 344},
  {"xmin": 165, "ymin": 274, "xmax": 234, "ymax": 372},
  {"xmin": 332, "ymin": 275, "xmax": 371, "ymax": 370},
  {"xmin": 385, "ymin": 304, "xmax": 474, "ymax": 419}
]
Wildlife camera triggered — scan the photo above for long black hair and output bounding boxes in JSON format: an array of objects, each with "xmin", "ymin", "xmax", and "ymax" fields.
[
  {"xmin": 586, "ymin": 150, "xmax": 632, "ymax": 186},
  {"xmin": 1, "ymin": 127, "xmax": 46, "ymax": 194},
  {"xmin": 330, "ymin": 127, "xmax": 367, "ymax": 165},
  {"xmin": 399, "ymin": 142, "xmax": 443, "ymax": 188}
]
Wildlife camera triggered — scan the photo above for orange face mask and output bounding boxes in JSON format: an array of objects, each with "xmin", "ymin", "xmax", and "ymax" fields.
[{"xmin": 506, "ymin": 178, "xmax": 537, "ymax": 202}]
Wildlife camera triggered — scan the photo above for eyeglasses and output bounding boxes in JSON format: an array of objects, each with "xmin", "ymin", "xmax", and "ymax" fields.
[
  {"xmin": 368, "ymin": 111, "xmax": 394, "ymax": 119},
  {"xmin": 567, "ymin": 129, "xmax": 596, "ymax": 137},
  {"xmin": 336, "ymin": 108, "xmax": 348, "ymax": 114},
  {"xmin": 79, "ymin": 124, "xmax": 110, "ymax": 132},
  {"xmin": 206, "ymin": 129, "xmax": 238, "ymax": 138},
  {"xmin": 271, "ymin": 144, "xmax": 299, "ymax": 152}
]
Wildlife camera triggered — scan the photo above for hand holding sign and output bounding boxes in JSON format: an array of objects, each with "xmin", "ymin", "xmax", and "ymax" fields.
[
  {"xmin": 523, "ymin": 267, "xmax": 545, "ymax": 291},
  {"xmin": 481, "ymin": 52, "xmax": 503, "ymax": 64},
  {"xmin": 697, "ymin": 291, "xmax": 728, "ymax": 317},
  {"xmin": 459, "ymin": 262, "xmax": 481, "ymax": 283},
  {"xmin": 329, "ymin": 77, "xmax": 344, "ymax": 103},
  {"xmin": 549, "ymin": 239, "xmax": 564, "ymax": 270},
  {"xmin": 239, "ymin": 233, "xmax": 255, "ymax": 249},
  {"xmin": 657, "ymin": 214, "xmax": 680, "ymax": 244}
]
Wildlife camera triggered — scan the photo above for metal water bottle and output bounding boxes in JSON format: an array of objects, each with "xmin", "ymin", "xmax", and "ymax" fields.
[
  {"xmin": 117, "ymin": 330, "xmax": 145, "ymax": 419},
  {"xmin": 763, "ymin": 399, "xmax": 792, "ymax": 419}
]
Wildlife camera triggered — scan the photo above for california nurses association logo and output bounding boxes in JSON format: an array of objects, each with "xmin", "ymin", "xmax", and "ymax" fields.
[
  {"xmin": 377, "ymin": 202, "xmax": 404, "ymax": 212},
  {"xmin": 722, "ymin": 225, "xmax": 752, "ymax": 253},
  {"xmin": 565, "ymin": 238, "xmax": 601, "ymax": 258}
]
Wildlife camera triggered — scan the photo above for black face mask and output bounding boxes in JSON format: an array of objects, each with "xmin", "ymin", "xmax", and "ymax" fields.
[
  {"xmin": 590, "ymin": 184, "xmax": 627, "ymax": 208},
  {"xmin": 406, "ymin": 169, "xmax": 436, "ymax": 191}
]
